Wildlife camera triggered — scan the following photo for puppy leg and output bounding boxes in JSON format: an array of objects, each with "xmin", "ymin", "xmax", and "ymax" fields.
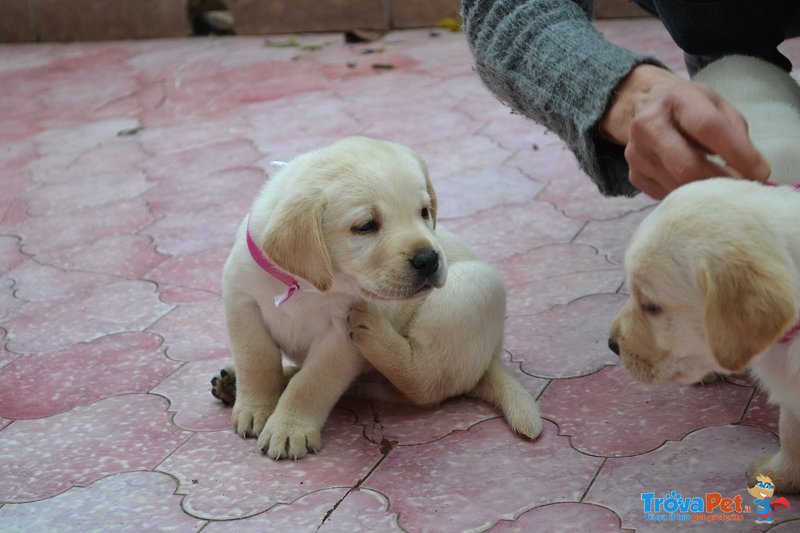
[
  {"xmin": 468, "ymin": 356, "xmax": 543, "ymax": 439},
  {"xmin": 225, "ymin": 298, "xmax": 285, "ymax": 438},
  {"xmin": 349, "ymin": 260, "xmax": 542, "ymax": 437},
  {"xmin": 258, "ymin": 327, "xmax": 364, "ymax": 460},
  {"xmin": 747, "ymin": 406, "xmax": 800, "ymax": 493},
  {"xmin": 211, "ymin": 365, "xmax": 301, "ymax": 407}
]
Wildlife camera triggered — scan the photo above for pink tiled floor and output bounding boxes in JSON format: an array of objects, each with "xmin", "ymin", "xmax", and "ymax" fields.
[{"xmin": 2, "ymin": 19, "xmax": 800, "ymax": 532}]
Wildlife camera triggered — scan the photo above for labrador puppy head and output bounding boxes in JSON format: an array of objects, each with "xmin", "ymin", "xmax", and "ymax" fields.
[
  {"xmin": 610, "ymin": 179, "xmax": 797, "ymax": 384},
  {"xmin": 258, "ymin": 136, "xmax": 444, "ymax": 300}
]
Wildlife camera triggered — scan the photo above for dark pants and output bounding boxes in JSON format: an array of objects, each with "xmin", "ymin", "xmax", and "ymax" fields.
[{"xmin": 633, "ymin": 0, "xmax": 800, "ymax": 75}]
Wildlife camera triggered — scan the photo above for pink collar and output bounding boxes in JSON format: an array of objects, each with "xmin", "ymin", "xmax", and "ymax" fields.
[
  {"xmin": 763, "ymin": 181, "xmax": 800, "ymax": 342},
  {"xmin": 246, "ymin": 216, "xmax": 301, "ymax": 307},
  {"xmin": 764, "ymin": 180, "xmax": 800, "ymax": 190},
  {"xmin": 778, "ymin": 321, "xmax": 800, "ymax": 344}
]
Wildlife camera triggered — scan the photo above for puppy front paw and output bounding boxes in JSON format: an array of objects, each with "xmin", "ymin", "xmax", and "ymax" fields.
[
  {"xmin": 231, "ymin": 400, "xmax": 276, "ymax": 438},
  {"xmin": 747, "ymin": 451, "xmax": 800, "ymax": 494},
  {"xmin": 257, "ymin": 413, "xmax": 322, "ymax": 460}
]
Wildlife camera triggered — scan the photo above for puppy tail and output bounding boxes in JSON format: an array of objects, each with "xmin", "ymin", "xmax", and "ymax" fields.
[{"xmin": 469, "ymin": 356, "xmax": 543, "ymax": 440}]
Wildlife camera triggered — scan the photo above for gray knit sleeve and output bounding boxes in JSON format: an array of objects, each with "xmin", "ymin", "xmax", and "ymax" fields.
[{"xmin": 462, "ymin": 0, "xmax": 666, "ymax": 196}]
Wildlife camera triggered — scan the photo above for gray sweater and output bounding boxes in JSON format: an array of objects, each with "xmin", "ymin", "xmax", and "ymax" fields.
[{"xmin": 461, "ymin": 0, "xmax": 665, "ymax": 196}]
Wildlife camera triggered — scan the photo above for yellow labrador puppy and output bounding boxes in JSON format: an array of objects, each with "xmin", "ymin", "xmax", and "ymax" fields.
[
  {"xmin": 214, "ymin": 136, "xmax": 542, "ymax": 459},
  {"xmin": 610, "ymin": 56, "xmax": 800, "ymax": 492},
  {"xmin": 692, "ymin": 55, "xmax": 800, "ymax": 184},
  {"xmin": 609, "ymin": 178, "xmax": 800, "ymax": 493}
]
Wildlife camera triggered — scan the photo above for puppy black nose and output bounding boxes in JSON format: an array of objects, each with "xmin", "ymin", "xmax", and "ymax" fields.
[
  {"xmin": 411, "ymin": 249, "xmax": 439, "ymax": 277},
  {"xmin": 608, "ymin": 337, "xmax": 620, "ymax": 356}
]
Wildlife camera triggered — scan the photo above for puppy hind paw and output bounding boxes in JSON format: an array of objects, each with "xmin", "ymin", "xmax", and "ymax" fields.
[
  {"xmin": 210, "ymin": 367, "xmax": 236, "ymax": 406},
  {"xmin": 347, "ymin": 301, "xmax": 389, "ymax": 346}
]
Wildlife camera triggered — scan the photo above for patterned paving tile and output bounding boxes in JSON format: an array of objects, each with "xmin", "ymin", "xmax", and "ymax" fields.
[
  {"xmin": 741, "ymin": 386, "xmax": 780, "ymax": 435},
  {"xmin": 0, "ymin": 471, "xmax": 205, "ymax": 531},
  {"xmin": 539, "ymin": 365, "xmax": 754, "ymax": 456},
  {"xmin": 0, "ymin": 394, "xmax": 191, "ymax": 503},
  {"xmin": 433, "ymin": 165, "xmax": 545, "ymax": 219},
  {"xmin": 444, "ymin": 200, "xmax": 586, "ymax": 263},
  {"xmin": 505, "ymin": 293, "xmax": 626, "ymax": 379},
  {"xmin": 574, "ymin": 207, "xmax": 655, "ymax": 265},
  {"xmin": 22, "ymin": 169, "xmax": 151, "ymax": 216},
  {"xmin": 203, "ymin": 488, "xmax": 401, "ymax": 532},
  {"xmin": 9, "ymin": 198, "xmax": 154, "ymax": 258},
  {"xmin": 141, "ymin": 139, "xmax": 263, "ymax": 185},
  {"xmin": 489, "ymin": 502, "xmax": 632, "ymax": 532},
  {"xmin": 33, "ymin": 119, "xmax": 140, "ymax": 156},
  {"xmin": 585, "ymin": 425, "xmax": 800, "ymax": 530},
  {"xmin": 142, "ymin": 167, "xmax": 263, "ymax": 217},
  {"xmin": 145, "ymin": 245, "xmax": 228, "ymax": 301},
  {"xmin": 147, "ymin": 299, "xmax": 228, "ymax": 362},
  {"xmin": 40, "ymin": 235, "xmax": 167, "ymax": 280},
  {"xmin": 496, "ymin": 244, "xmax": 622, "ymax": 317},
  {"xmin": 0, "ymin": 236, "xmax": 26, "ymax": 277},
  {"xmin": 0, "ymin": 332, "xmax": 178, "ymax": 419},
  {"xmin": 0, "ymin": 341, "xmax": 18, "ymax": 369},
  {"xmin": 4, "ymin": 260, "xmax": 118, "ymax": 301},
  {"xmin": 142, "ymin": 204, "xmax": 244, "ymax": 256},
  {"xmin": 344, "ymin": 395, "xmax": 506, "ymax": 446},
  {"xmin": 419, "ymin": 134, "xmax": 517, "ymax": 184},
  {"xmin": 158, "ymin": 409, "xmax": 382, "ymax": 520},
  {"xmin": 151, "ymin": 357, "xmax": 233, "ymax": 432},
  {"xmin": 536, "ymin": 165, "xmax": 657, "ymax": 222},
  {"xmin": 363, "ymin": 418, "xmax": 602, "ymax": 532},
  {"xmin": 3, "ymin": 279, "xmax": 172, "ymax": 354}
]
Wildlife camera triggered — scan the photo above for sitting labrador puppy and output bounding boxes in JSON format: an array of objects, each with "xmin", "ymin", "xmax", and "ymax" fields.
[{"xmin": 213, "ymin": 136, "xmax": 542, "ymax": 460}]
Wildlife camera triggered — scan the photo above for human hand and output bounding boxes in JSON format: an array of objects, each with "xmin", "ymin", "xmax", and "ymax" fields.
[{"xmin": 599, "ymin": 64, "xmax": 771, "ymax": 199}]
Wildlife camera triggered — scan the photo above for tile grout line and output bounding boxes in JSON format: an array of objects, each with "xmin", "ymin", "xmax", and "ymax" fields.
[
  {"xmin": 316, "ymin": 446, "xmax": 397, "ymax": 531},
  {"xmin": 579, "ymin": 456, "xmax": 607, "ymax": 504}
]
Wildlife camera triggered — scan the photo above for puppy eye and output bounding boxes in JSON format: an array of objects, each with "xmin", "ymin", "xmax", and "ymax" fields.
[
  {"xmin": 642, "ymin": 303, "xmax": 662, "ymax": 315},
  {"xmin": 421, "ymin": 207, "xmax": 431, "ymax": 220},
  {"xmin": 352, "ymin": 220, "xmax": 379, "ymax": 234}
]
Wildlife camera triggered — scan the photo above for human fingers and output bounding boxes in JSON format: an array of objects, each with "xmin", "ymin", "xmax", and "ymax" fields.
[
  {"xmin": 672, "ymin": 89, "xmax": 771, "ymax": 182},
  {"xmin": 625, "ymin": 107, "xmax": 731, "ymax": 198}
]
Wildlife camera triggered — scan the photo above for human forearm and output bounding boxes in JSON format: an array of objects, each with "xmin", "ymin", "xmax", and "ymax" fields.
[{"xmin": 462, "ymin": 0, "xmax": 663, "ymax": 195}]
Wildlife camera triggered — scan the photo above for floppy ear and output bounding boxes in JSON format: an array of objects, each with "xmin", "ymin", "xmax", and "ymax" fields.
[
  {"xmin": 701, "ymin": 255, "xmax": 796, "ymax": 372},
  {"xmin": 410, "ymin": 150, "xmax": 437, "ymax": 228},
  {"xmin": 260, "ymin": 194, "xmax": 333, "ymax": 292}
]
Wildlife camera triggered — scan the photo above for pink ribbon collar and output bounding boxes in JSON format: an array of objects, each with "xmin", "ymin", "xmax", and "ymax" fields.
[
  {"xmin": 246, "ymin": 216, "xmax": 301, "ymax": 307},
  {"xmin": 764, "ymin": 180, "xmax": 800, "ymax": 190},
  {"xmin": 778, "ymin": 321, "xmax": 800, "ymax": 344}
]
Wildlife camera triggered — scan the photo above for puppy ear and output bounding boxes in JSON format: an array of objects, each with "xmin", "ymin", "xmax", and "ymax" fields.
[
  {"xmin": 260, "ymin": 194, "xmax": 333, "ymax": 292},
  {"xmin": 701, "ymin": 256, "xmax": 796, "ymax": 372},
  {"xmin": 412, "ymin": 151, "xmax": 437, "ymax": 227},
  {"xmin": 425, "ymin": 173, "xmax": 438, "ymax": 228}
]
